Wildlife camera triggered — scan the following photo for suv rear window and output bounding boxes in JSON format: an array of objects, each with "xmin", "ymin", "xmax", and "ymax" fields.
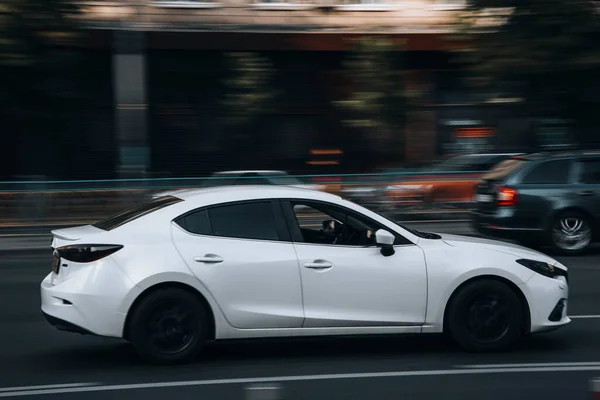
[
  {"xmin": 521, "ymin": 159, "xmax": 572, "ymax": 184},
  {"xmin": 93, "ymin": 196, "xmax": 183, "ymax": 231}
]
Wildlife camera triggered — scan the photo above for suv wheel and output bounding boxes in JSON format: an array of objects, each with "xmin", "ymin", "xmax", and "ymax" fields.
[{"xmin": 549, "ymin": 211, "xmax": 592, "ymax": 255}]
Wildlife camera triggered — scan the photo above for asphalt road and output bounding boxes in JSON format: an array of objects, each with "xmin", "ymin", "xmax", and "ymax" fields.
[{"xmin": 1, "ymin": 222, "xmax": 600, "ymax": 400}]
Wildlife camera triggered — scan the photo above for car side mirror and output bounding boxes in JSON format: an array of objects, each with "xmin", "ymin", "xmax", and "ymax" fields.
[{"xmin": 375, "ymin": 229, "xmax": 395, "ymax": 256}]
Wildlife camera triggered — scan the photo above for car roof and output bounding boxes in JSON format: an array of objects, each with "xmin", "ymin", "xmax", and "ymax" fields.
[
  {"xmin": 517, "ymin": 149, "xmax": 600, "ymax": 161},
  {"xmin": 172, "ymin": 184, "xmax": 339, "ymax": 202}
]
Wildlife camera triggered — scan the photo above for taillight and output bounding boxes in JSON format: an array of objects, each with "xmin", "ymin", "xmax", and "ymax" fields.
[
  {"xmin": 56, "ymin": 244, "xmax": 123, "ymax": 263},
  {"xmin": 497, "ymin": 186, "xmax": 518, "ymax": 206}
]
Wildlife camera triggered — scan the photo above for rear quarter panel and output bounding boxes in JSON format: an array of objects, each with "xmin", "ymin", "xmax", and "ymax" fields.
[{"xmin": 104, "ymin": 217, "xmax": 231, "ymax": 337}]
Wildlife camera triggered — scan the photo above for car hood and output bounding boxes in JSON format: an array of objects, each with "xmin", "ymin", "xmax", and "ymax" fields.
[{"xmin": 436, "ymin": 233, "xmax": 560, "ymax": 267}]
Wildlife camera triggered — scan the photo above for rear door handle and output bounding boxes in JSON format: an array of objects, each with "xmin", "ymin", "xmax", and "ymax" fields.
[
  {"xmin": 194, "ymin": 254, "xmax": 224, "ymax": 264},
  {"xmin": 304, "ymin": 260, "xmax": 333, "ymax": 270}
]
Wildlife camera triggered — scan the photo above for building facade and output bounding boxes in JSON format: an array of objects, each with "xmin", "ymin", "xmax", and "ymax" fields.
[{"xmin": 10, "ymin": 0, "xmax": 555, "ymax": 181}]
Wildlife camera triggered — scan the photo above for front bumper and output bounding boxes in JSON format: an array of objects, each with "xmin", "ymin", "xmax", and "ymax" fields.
[{"xmin": 520, "ymin": 272, "xmax": 570, "ymax": 333}]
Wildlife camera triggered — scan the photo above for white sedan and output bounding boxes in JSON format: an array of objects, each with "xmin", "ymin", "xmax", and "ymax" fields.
[{"xmin": 41, "ymin": 185, "xmax": 570, "ymax": 364}]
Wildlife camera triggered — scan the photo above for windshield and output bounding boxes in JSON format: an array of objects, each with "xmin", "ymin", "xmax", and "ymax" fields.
[{"xmin": 93, "ymin": 196, "xmax": 183, "ymax": 231}]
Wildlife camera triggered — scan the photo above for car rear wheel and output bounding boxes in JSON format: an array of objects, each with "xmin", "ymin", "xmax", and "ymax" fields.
[
  {"xmin": 549, "ymin": 211, "xmax": 592, "ymax": 255},
  {"xmin": 447, "ymin": 279, "xmax": 524, "ymax": 352},
  {"xmin": 128, "ymin": 287, "xmax": 208, "ymax": 365}
]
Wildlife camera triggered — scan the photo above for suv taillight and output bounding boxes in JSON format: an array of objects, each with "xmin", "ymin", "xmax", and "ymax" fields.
[
  {"xmin": 56, "ymin": 244, "xmax": 123, "ymax": 263},
  {"xmin": 497, "ymin": 186, "xmax": 518, "ymax": 206}
]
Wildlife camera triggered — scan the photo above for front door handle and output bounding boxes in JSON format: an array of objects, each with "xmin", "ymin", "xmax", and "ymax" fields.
[
  {"xmin": 304, "ymin": 260, "xmax": 333, "ymax": 270},
  {"xmin": 194, "ymin": 254, "xmax": 224, "ymax": 264}
]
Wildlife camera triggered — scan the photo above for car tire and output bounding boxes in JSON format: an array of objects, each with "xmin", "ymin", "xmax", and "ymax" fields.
[
  {"xmin": 128, "ymin": 287, "xmax": 208, "ymax": 365},
  {"xmin": 447, "ymin": 279, "xmax": 524, "ymax": 353},
  {"xmin": 549, "ymin": 211, "xmax": 592, "ymax": 256}
]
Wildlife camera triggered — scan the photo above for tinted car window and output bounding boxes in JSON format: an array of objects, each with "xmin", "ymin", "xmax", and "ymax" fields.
[
  {"xmin": 578, "ymin": 160, "xmax": 600, "ymax": 184},
  {"xmin": 176, "ymin": 209, "xmax": 211, "ymax": 235},
  {"xmin": 521, "ymin": 160, "xmax": 571, "ymax": 184},
  {"xmin": 94, "ymin": 196, "xmax": 183, "ymax": 231},
  {"xmin": 208, "ymin": 202, "xmax": 279, "ymax": 241}
]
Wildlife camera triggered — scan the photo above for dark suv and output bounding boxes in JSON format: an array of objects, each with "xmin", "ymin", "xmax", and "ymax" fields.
[{"xmin": 472, "ymin": 151, "xmax": 600, "ymax": 255}]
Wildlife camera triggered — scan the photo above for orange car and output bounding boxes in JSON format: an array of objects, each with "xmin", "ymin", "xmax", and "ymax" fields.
[{"xmin": 384, "ymin": 153, "xmax": 524, "ymax": 207}]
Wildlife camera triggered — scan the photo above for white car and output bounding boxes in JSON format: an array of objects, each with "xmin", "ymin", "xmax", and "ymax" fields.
[{"xmin": 41, "ymin": 185, "xmax": 570, "ymax": 364}]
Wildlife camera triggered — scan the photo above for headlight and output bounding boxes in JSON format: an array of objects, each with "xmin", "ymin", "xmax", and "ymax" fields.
[{"xmin": 516, "ymin": 258, "xmax": 567, "ymax": 281}]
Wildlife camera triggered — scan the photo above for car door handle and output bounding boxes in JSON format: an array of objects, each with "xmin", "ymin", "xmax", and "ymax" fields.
[
  {"xmin": 303, "ymin": 260, "xmax": 333, "ymax": 270},
  {"xmin": 194, "ymin": 254, "xmax": 224, "ymax": 264},
  {"xmin": 578, "ymin": 190, "xmax": 595, "ymax": 196}
]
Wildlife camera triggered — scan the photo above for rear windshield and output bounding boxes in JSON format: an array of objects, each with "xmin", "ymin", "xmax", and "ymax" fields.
[
  {"xmin": 93, "ymin": 196, "xmax": 183, "ymax": 231},
  {"xmin": 481, "ymin": 158, "xmax": 527, "ymax": 181}
]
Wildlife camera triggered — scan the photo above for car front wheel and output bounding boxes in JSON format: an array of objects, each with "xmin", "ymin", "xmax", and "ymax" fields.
[
  {"xmin": 447, "ymin": 279, "xmax": 524, "ymax": 352},
  {"xmin": 128, "ymin": 287, "xmax": 208, "ymax": 365}
]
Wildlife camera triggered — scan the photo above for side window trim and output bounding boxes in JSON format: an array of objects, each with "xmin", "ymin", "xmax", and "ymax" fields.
[
  {"xmin": 279, "ymin": 198, "xmax": 413, "ymax": 246},
  {"xmin": 174, "ymin": 199, "xmax": 290, "ymax": 243}
]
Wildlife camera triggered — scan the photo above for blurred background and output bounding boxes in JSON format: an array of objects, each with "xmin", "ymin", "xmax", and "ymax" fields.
[
  {"xmin": 1, "ymin": 0, "xmax": 599, "ymax": 228},
  {"xmin": 3, "ymin": 3, "xmax": 600, "ymax": 399}
]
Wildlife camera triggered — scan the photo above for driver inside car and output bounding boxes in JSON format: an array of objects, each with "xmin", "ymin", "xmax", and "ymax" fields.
[{"xmin": 322, "ymin": 218, "xmax": 377, "ymax": 246}]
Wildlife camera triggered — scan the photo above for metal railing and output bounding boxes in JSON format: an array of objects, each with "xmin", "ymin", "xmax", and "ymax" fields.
[{"xmin": 0, "ymin": 172, "xmax": 481, "ymax": 229}]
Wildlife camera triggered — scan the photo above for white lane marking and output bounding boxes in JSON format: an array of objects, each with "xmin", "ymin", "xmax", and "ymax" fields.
[
  {"xmin": 0, "ymin": 383, "xmax": 98, "ymax": 393},
  {"xmin": 4, "ymin": 366, "xmax": 600, "ymax": 397},
  {"xmin": 461, "ymin": 362, "xmax": 600, "ymax": 369},
  {"xmin": 570, "ymin": 315, "xmax": 600, "ymax": 319}
]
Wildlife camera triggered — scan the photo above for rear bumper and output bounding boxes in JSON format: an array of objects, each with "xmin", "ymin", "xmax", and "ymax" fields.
[
  {"xmin": 40, "ymin": 255, "xmax": 136, "ymax": 338},
  {"xmin": 42, "ymin": 311, "xmax": 94, "ymax": 335},
  {"xmin": 471, "ymin": 211, "xmax": 544, "ymax": 241}
]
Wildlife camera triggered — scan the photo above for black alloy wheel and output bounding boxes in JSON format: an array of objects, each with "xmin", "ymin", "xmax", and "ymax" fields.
[
  {"xmin": 447, "ymin": 279, "xmax": 524, "ymax": 352},
  {"xmin": 128, "ymin": 287, "xmax": 208, "ymax": 365}
]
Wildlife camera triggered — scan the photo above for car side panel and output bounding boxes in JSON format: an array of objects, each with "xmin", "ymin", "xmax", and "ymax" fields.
[
  {"xmin": 418, "ymin": 240, "xmax": 536, "ymax": 333},
  {"xmin": 171, "ymin": 224, "xmax": 305, "ymax": 330}
]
